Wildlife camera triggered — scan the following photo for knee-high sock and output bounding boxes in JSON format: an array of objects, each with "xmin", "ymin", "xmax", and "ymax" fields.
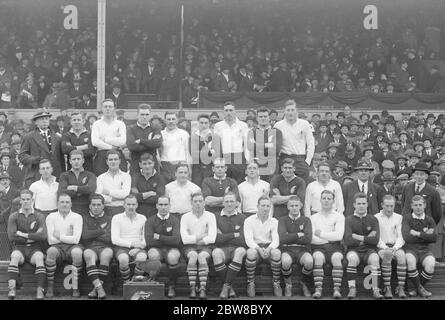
[
  {"xmin": 381, "ymin": 261, "xmax": 392, "ymax": 287},
  {"xmin": 198, "ymin": 263, "xmax": 209, "ymax": 288},
  {"xmin": 281, "ymin": 265, "xmax": 292, "ymax": 279},
  {"xmin": 213, "ymin": 262, "xmax": 227, "ymax": 282},
  {"xmin": 245, "ymin": 257, "xmax": 257, "ymax": 283},
  {"xmin": 420, "ymin": 269, "xmax": 433, "ymax": 286},
  {"xmin": 7, "ymin": 264, "xmax": 19, "ymax": 282},
  {"xmin": 98, "ymin": 264, "xmax": 110, "ymax": 282},
  {"xmin": 346, "ymin": 265, "xmax": 357, "ymax": 288},
  {"xmin": 270, "ymin": 258, "xmax": 281, "ymax": 283},
  {"xmin": 370, "ymin": 265, "xmax": 381, "ymax": 290},
  {"xmin": 313, "ymin": 264, "xmax": 324, "ymax": 288},
  {"xmin": 72, "ymin": 264, "xmax": 82, "ymax": 290},
  {"xmin": 120, "ymin": 265, "xmax": 131, "ymax": 281},
  {"xmin": 302, "ymin": 266, "xmax": 313, "ymax": 285},
  {"xmin": 186, "ymin": 264, "xmax": 197, "ymax": 287},
  {"xmin": 134, "ymin": 264, "xmax": 144, "ymax": 276},
  {"xmin": 86, "ymin": 265, "xmax": 100, "ymax": 284},
  {"xmin": 396, "ymin": 265, "xmax": 407, "ymax": 287},
  {"xmin": 167, "ymin": 263, "xmax": 180, "ymax": 286},
  {"xmin": 225, "ymin": 261, "xmax": 242, "ymax": 285},
  {"xmin": 332, "ymin": 266, "xmax": 343, "ymax": 289},
  {"xmin": 35, "ymin": 265, "xmax": 46, "ymax": 288},
  {"xmin": 407, "ymin": 269, "xmax": 420, "ymax": 288},
  {"xmin": 46, "ymin": 260, "xmax": 57, "ymax": 285}
]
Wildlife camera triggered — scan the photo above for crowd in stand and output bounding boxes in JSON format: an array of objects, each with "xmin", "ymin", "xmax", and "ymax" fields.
[
  {"xmin": 1, "ymin": 98, "xmax": 444, "ymax": 300},
  {"xmin": 0, "ymin": 0, "xmax": 444, "ymax": 109}
]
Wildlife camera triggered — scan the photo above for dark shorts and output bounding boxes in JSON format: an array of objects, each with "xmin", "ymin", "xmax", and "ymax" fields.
[
  {"xmin": 147, "ymin": 247, "xmax": 180, "ymax": 262},
  {"xmin": 405, "ymin": 248, "xmax": 434, "ymax": 265},
  {"xmin": 281, "ymin": 246, "xmax": 310, "ymax": 264},
  {"xmin": 183, "ymin": 245, "xmax": 213, "ymax": 259},
  {"xmin": 13, "ymin": 244, "xmax": 44, "ymax": 262},
  {"xmin": 312, "ymin": 243, "xmax": 344, "ymax": 262},
  {"xmin": 114, "ymin": 246, "xmax": 147, "ymax": 260},
  {"xmin": 214, "ymin": 245, "xmax": 246, "ymax": 263},
  {"xmin": 49, "ymin": 243, "xmax": 84, "ymax": 264},
  {"xmin": 84, "ymin": 245, "xmax": 113, "ymax": 258},
  {"xmin": 346, "ymin": 248, "xmax": 377, "ymax": 265}
]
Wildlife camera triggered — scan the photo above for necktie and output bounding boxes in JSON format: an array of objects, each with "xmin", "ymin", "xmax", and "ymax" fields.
[
  {"xmin": 416, "ymin": 185, "xmax": 420, "ymax": 193},
  {"xmin": 361, "ymin": 184, "xmax": 365, "ymax": 193}
]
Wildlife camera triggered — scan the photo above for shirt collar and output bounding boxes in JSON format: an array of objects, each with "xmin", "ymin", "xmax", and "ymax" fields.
[
  {"xmin": 353, "ymin": 211, "xmax": 367, "ymax": 218},
  {"xmin": 19, "ymin": 208, "xmax": 35, "ymax": 215},
  {"xmin": 40, "ymin": 176, "xmax": 56, "ymax": 184},
  {"xmin": 69, "ymin": 127, "xmax": 87, "ymax": 135},
  {"xmin": 412, "ymin": 212, "xmax": 426, "ymax": 220},
  {"xmin": 89, "ymin": 211, "xmax": 105, "ymax": 218},
  {"xmin": 288, "ymin": 213, "xmax": 301, "ymax": 221},
  {"xmin": 221, "ymin": 209, "xmax": 237, "ymax": 217},
  {"xmin": 213, "ymin": 174, "xmax": 227, "ymax": 180},
  {"xmin": 71, "ymin": 168, "xmax": 85, "ymax": 173},
  {"xmin": 137, "ymin": 122, "xmax": 151, "ymax": 129},
  {"xmin": 39, "ymin": 128, "xmax": 49, "ymax": 134},
  {"xmin": 415, "ymin": 182, "xmax": 426, "ymax": 190},
  {"xmin": 141, "ymin": 169, "xmax": 156, "ymax": 179},
  {"xmin": 157, "ymin": 212, "xmax": 170, "ymax": 220}
]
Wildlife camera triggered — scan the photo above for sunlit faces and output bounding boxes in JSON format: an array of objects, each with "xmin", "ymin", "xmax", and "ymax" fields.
[
  {"xmin": 20, "ymin": 192, "xmax": 33, "ymax": 210},
  {"xmin": 39, "ymin": 161, "xmax": 53, "ymax": 179},
  {"xmin": 223, "ymin": 104, "xmax": 236, "ymax": 122},
  {"xmin": 257, "ymin": 198, "xmax": 271, "ymax": 219},
  {"xmin": 139, "ymin": 159, "xmax": 155, "ymax": 174},
  {"xmin": 58, "ymin": 194, "xmax": 72, "ymax": 213},
  {"xmin": 175, "ymin": 165, "xmax": 189, "ymax": 183},
  {"xmin": 287, "ymin": 198, "xmax": 302, "ymax": 217},
  {"xmin": 320, "ymin": 192, "xmax": 335, "ymax": 210},
  {"xmin": 165, "ymin": 113, "xmax": 178, "ymax": 130},
  {"xmin": 223, "ymin": 193, "xmax": 238, "ymax": 212},
  {"xmin": 412, "ymin": 170, "xmax": 428, "ymax": 185},
  {"xmin": 106, "ymin": 153, "xmax": 121, "ymax": 171},
  {"xmin": 137, "ymin": 108, "xmax": 151, "ymax": 127},
  {"xmin": 353, "ymin": 196, "xmax": 368, "ymax": 215},
  {"xmin": 156, "ymin": 197, "xmax": 170, "ymax": 217},
  {"xmin": 35, "ymin": 116, "xmax": 50, "ymax": 130},
  {"xmin": 69, "ymin": 153, "xmax": 84, "ymax": 170},
  {"xmin": 124, "ymin": 196, "xmax": 138, "ymax": 215},
  {"xmin": 411, "ymin": 198, "xmax": 426, "ymax": 216},
  {"xmin": 102, "ymin": 100, "xmax": 115, "ymax": 116},
  {"xmin": 192, "ymin": 194, "xmax": 205, "ymax": 213},
  {"xmin": 70, "ymin": 113, "xmax": 85, "ymax": 131},
  {"xmin": 89, "ymin": 198, "xmax": 105, "ymax": 217}
]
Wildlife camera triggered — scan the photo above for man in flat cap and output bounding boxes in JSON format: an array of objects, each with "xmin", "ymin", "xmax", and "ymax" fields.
[{"xmin": 19, "ymin": 111, "xmax": 64, "ymax": 188}]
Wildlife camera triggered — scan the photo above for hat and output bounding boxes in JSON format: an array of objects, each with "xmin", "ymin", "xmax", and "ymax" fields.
[
  {"xmin": 412, "ymin": 162, "xmax": 430, "ymax": 174},
  {"xmin": 423, "ymin": 136, "xmax": 432, "ymax": 143},
  {"xmin": 396, "ymin": 173, "xmax": 409, "ymax": 181},
  {"xmin": 396, "ymin": 154, "xmax": 409, "ymax": 161},
  {"xmin": 371, "ymin": 114, "xmax": 380, "ymax": 120},
  {"xmin": 360, "ymin": 113, "xmax": 370, "ymax": 120},
  {"xmin": 427, "ymin": 113, "xmax": 436, "ymax": 120},
  {"xmin": 328, "ymin": 142, "xmax": 340, "ymax": 149},
  {"xmin": 0, "ymin": 112, "xmax": 7, "ymax": 119},
  {"xmin": 382, "ymin": 171, "xmax": 395, "ymax": 181},
  {"xmin": 438, "ymin": 159, "xmax": 445, "ymax": 165},
  {"xmin": 362, "ymin": 145, "xmax": 374, "ymax": 154},
  {"xmin": 401, "ymin": 112, "xmax": 411, "ymax": 116},
  {"xmin": 209, "ymin": 111, "xmax": 219, "ymax": 118},
  {"xmin": 364, "ymin": 121, "xmax": 373, "ymax": 128},
  {"xmin": 337, "ymin": 112, "xmax": 345, "ymax": 118},
  {"xmin": 390, "ymin": 137, "xmax": 401, "ymax": 145},
  {"xmin": 0, "ymin": 152, "xmax": 10, "ymax": 160},
  {"xmin": 318, "ymin": 120, "xmax": 328, "ymax": 128},
  {"xmin": 32, "ymin": 111, "xmax": 52, "ymax": 121},
  {"xmin": 405, "ymin": 150, "xmax": 421, "ymax": 158},
  {"xmin": 342, "ymin": 175, "xmax": 354, "ymax": 183},
  {"xmin": 354, "ymin": 161, "xmax": 374, "ymax": 171},
  {"xmin": 332, "ymin": 128, "xmax": 341, "ymax": 134},
  {"xmin": 382, "ymin": 160, "xmax": 395, "ymax": 169},
  {"xmin": 335, "ymin": 161, "xmax": 349, "ymax": 170},
  {"xmin": 0, "ymin": 172, "xmax": 11, "ymax": 180},
  {"xmin": 416, "ymin": 110, "xmax": 425, "ymax": 116},
  {"xmin": 111, "ymin": 82, "xmax": 121, "ymax": 89},
  {"xmin": 413, "ymin": 141, "xmax": 424, "ymax": 148},
  {"xmin": 398, "ymin": 131, "xmax": 408, "ymax": 137},
  {"xmin": 416, "ymin": 122, "xmax": 425, "ymax": 128},
  {"xmin": 430, "ymin": 171, "xmax": 441, "ymax": 177}
]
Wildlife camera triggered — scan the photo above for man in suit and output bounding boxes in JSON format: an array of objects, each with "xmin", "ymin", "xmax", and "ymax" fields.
[
  {"xmin": 396, "ymin": 112, "xmax": 411, "ymax": 132},
  {"xmin": 142, "ymin": 57, "xmax": 162, "ymax": 95},
  {"xmin": 0, "ymin": 172, "xmax": 20, "ymax": 223},
  {"xmin": 342, "ymin": 161, "xmax": 385, "ymax": 216},
  {"xmin": 0, "ymin": 152, "xmax": 23, "ymax": 189},
  {"xmin": 214, "ymin": 63, "xmax": 233, "ymax": 92},
  {"xmin": 399, "ymin": 131, "xmax": 412, "ymax": 152},
  {"xmin": 314, "ymin": 121, "xmax": 333, "ymax": 153},
  {"xmin": 414, "ymin": 123, "xmax": 429, "ymax": 142},
  {"xmin": 107, "ymin": 83, "xmax": 128, "ymax": 109},
  {"xmin": 19, "ymin": 111, "xmax": 64, "ymax": 188},
  {"xmin": 401, "ymin": 162, "xmax": 442, "ymax": 224},
  {"xmin": 363, "ymin": 122, "xmax": 376, "ymax": 143}
]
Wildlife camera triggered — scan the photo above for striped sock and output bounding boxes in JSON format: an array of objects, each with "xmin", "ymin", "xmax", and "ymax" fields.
[
  {"xmin": 420, "ymin": 269, "xmax": 433, "ymax": 286},
  {"xmin": 198, "ymin": 264, "xmax": 209, "ymax": 288},
  {"xmin": 7, "ymin": 264, "xmax": 19, "ymax": 281},
  {"xmin": 134, "ymin": 265, "xmax": 144, "ymax": 276},
  {"xmin": 313, "ymin": 265, "xmax": 324, "ymax": 289},
  {"xmin": 86, "ymin": 265, "xmax": 100, "ymax": 284},
  {"xmin": 213, "ymin": 262, "xmax": 227, "ymax": 281},
  {"xmin": 98, "ymin": 264, "xmax": 110, "ymax": 281},
  {"xmin": 35, "ymin": 265, "xmax": 46, "ymax": 288},
  {"xmin": 281, "ymin": 266, "xmax": 292, "ymax": 278},
  {"xmin": 332, "ymin": 266, "xmax": 344, "ymax": 289},
  {"xmin": 120, "ymin": 266, "xmax": 131, "ymax": 281},
  {"xmin": 270, "ymin": 258, "xmax": 281, "ymax": 283},
  {"xmin": 45, "ymin": 260, "xmax": 57, "ymax": 283},
  {"xmin": 187, "ymin": 265, "xmax": 198, "ymax": 287},
  {"xmin": 346, "ymin": 265, "xmax": 357, "ymax": 287},
  {"xmin": 396, "ymin": 265, "xmax": 407, "ymax": 287},
  {"xmin": 302, "ymin": 266, "xmax": 313, "ymax": 285},
  {"xmin": 407, "ymin": 269, "xmax": 420, "ymax": 288},
  {"xmin": 72, "ymin": 264, "xmax": 82, "ymax": 290},
  {"xmin": 381, "ymin": 262, "xmax": 392, "ymax": 287},
  {"xmin": 167, "ymin": 263, "xmax": 180, "ymax": 286},
  {"xmin": 370, "ymin": 266, "xmax": 381, "ymax": 289},
  {"xmin": 225, "ymin": 261, "xmax": 242, "ymax": 285},
  {"xmin": 245, "ymin": 258, "xmax": 257, "ymax": 282}
]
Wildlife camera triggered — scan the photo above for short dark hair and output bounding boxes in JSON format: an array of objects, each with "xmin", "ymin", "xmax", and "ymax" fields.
[
  {"xmin": 157, "ymin": 195, "xmax": 170, "ymax": 203},
  {"xmin": 257, "ymin": 195, "xmax": 271, "ymax": 205},
  {"xmin": 257, "ymin": 107, "xmax": 270, "ymax": 115},
  {"xmin": 124, "ymin": 194, "xmax": 138, "ymax": 202},
  {"xmin": 223, "ymin": 101, "xmax": 235, "ymax": 108},
  {"xmin": 58, "ymin": 193, "xmax": 72, "ymax": 201},
  {"xmin": 191, "ymin": 192, "xmax": 204, "ymax": 200},
  {"xmin": 175, "ymin": 162, "xmax": 189, "ymax": 172},
  {"xmin": 411, "ymin": 195, "xmax": 426, "ymax": 204},
  {"xmin": 137, "ymin": 103, "xmax": 151, "ymax": 112},
  {"xmin": 139, "ymin": 152, "xmax": 154, "ymax": 163},
  {"xmin": 288, "ymin": 195, "xmax": 302, "ymax": 203},
  {"xmin": 89, "ymin": 193, "xmax": 105, "ymax": 205},
  {"xmin": 197, "ymin": 114, "xmax": 210, "ymax": 121},
  {"xmin": 382, "ymin": 194, "xmax": 395, "ymax": 203},
  {"xmin": 223, "ymin": 191, "xmax": 237, "ymax": 200},
  {"xmin": 164, "ymin": 111, "xmax": 177, "ymax": 119},
  {"xmin": 69, "ymin": 149, "xmax": 84, "ymax": 159},
  {"xmin": 106, "ymin": 150, "xmax": 120, "ymax": 160},
  {"xmin": 321, "ymin": 189, "xmax": 335, "ymax": 200},
  {"xmin": 317, "ymin": 162, "xmax": 331, "ymax": 170},
  {"xmin": 20, "ymin": 189, "xmax": 33, "ymax": 198},
  {"xmin": 281, "ymin": 158, "xmax": 295, "ymax": 168},
  {"xmin": 353, "ymin": 192, "xmax": 368, "ymax": 203},
  {"xmin": 39, "ymin": 158, "xmax": 52, "ymax": 168}
]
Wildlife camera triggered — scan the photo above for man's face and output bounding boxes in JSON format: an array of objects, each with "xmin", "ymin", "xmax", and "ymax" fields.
[
  {"xmin": 0, "ymin": 177, "xmax": 10, "ymax": 189},
  {"xmin": 424, "ymin": 140, "xmax": 431, "ymax": 148},
  {"xmin": 124, "ymin": 197, "xmax": 138, "ymax": 215},
  {"xmin": 257, "ymin": 112, "xmax": 270, "ymax": 127},
  {"xmin": 35, "ymin": 116, "xmax": 50, "ymax": 130},
  {"xmin": 102, "ymin": 101, "xmax": 115, "ymax": 116},
  {"xmin": 411, "ymin": 199, "xmax": 426, "ymax": 216},
  {"xmin": 106, "ymin": 154, "xmax": 121, "ymax": 171},
  {"xmin": 70, "ymin": 114, "xmax": 84, "ymax": 131},
  {"xmin": 139, "ymin": 159, "xmax": 154, "ymax": 174},
  {"xmin": 270, "ymin": 113, "xmax": 277, "ymax": 121},
  {"xmin": 175, "ymin": 167, "xmax": 189, "ymax": 182},
  {"xmin": 382, "ymin": 199, "xmax": 395, "ymax": 215},
  {"xmin": 353, "ymin": 197, "xmax": 368, "ymax": 215},
  {"xmin": 69, "ymin": 154, "xmax": 84, "ymax": 170},
  {"xmin": 192, "ymin": 195, "xmax": 205, "ymax": 212},
  {"xmin": 287, "ymin": 199, "xmax": 301, "ymax": 216},
  {"xmin": 213, "ymin": 162, "xmax": 227, "ymax": 178},
  {"xmin": 344, "ymin": 106, "xmax": 351, "ymax": 115},
  {"xmin": 320, "ymin": 192, "xmax": 334, "ymax": 210},
  {"xmin": 58, "ymin": 195, "xmax": 72, "ymax": 213},
  {"xmin": 246, "ymin": 163, "xmax": 259, "ymax": 179},
  {"xmin": 156, "ymin": 198, "xmax": 170, "ymax": 216},
  {"xmin": 281, "ymin": 163, "xmax": 295, "ymax": 178},
  {"xmin": 138, "ymin": 108, "xmax": 150, "ymax": 127},
  {"xmin": 357, "ymin": 169, "xmax": 370, "ymax": 181},
  {"xmin": 341, "ymin": 126, "xmax": 348, "ymax": 134},
  {"xmin": 39, "ymin": 162, "xmax": 53, "ymax": 178},
  {"xmin": 412, "ymin": 170, "xmax": 427, "ymax": 185},
  {"xmin": 319, "ymin": 126, "xmax": 327, "ymax": 133},
  {"xmin": 318, "ymin": 165, "xmax": 330, "ymax": 182},
  {"xmin": 257, "ymin": 199, "xmax": 271, "ymax": 218},
  {"xmin": 89, "ymin": 198, "xmax": 105, "ymax": 217},
  {"xmin": 198, "ymin": 117, "xmax": 210, "ymax": 132},
  {"xmin": 165, "ymin": 114, "xmax": 177, "ymax": 129},
  {"xmin": 1, "ymin": 156, "xmax": 9, "ymax": 167},
  {"xmin": 284, "ymin": 105, "xmax": 297, "ymax": 122},
  {"xmin": 20, "ymin": 193, "xmax": 33, "ymax": 210},
  {"xmin": 417, "ymin": 125, "xmax": 424, "ymax": 133},
  {"xmin": 223, "ymin": 195, "xmax": 237, "ymax": 212},
  {"xmin": 223, "ymin": 105, "xmax": 236, "ymax": 122},
  {"xmin": 410, "ymin": 157, "xmax": 419, "ymax": 166}
]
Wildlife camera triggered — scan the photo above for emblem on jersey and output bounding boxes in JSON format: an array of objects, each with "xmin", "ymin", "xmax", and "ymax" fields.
[
  {"xmin": 153, "ymin": 183, "xmax": 157, "ymax": 187},
  {"xmin": 423, "ymin": 227, "xmax": 428, "ymax": 232},
  {"xmin": 82, "ymin": 177, "xmax": 87, "ymax": 184},
  {"xmin": 367, "ymin": 226, "xmax": 371, "ymax": 231},
  {"xmin": 30, "ymin": 221, "xmax": 36, "ymax": 230},
  {"xmin": 299, "ymin": 224, "xmax": 304, "ymax": 230},
  {"xmin": 235, "ymin": 225, "xmax": 240, "ymax": 230},
  {"xmin": 84, "ymin": 138, "xmax": 88, "ymax": 143},
  {"xmin": 166, "ymin": 227, "xmax": 172, "ymax": 232},
  {"xmin": 100, "ymin": 222, "xmax": 107, "ymax": 229}
]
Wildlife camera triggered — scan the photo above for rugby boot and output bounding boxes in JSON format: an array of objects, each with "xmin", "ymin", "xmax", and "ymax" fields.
[
  {"xmin": 46, "ymin": 283, "xmax": 54, "ymax": 298},
  {"xmin": 347, "ymin": 287, "xmax": 357, "ymax": 299},
  {"xmin": 418, "ymin": 285, "xmax": 432, "ymax": 298},
  {"xmin": 97, "ymin": 285, "xmax": 107, "ymax": 300},
  {"xmin": 373, "ymin": 288, "xmax": 384, "ymax": 299},
  {"xmin": 312, "ymin": 287, "xmax": 322, "ymax": 299},
  {"xmin": 332, "ymin": 288, "xmax": 342, "ymax": 299},
  {"xmin": 219, "ymin": 283, "xmax": 230, "ymax": 299},
  {"xmin": 8, "ymin": 280, "xmax": 16, "ymax": 300},
  {"xmin": 284, "ymin": 278, "xmax": 292, "ymax": 297},
  {"xmin": 229, "ymin": 285, "xmax": 237, "ymax": 298},
  {"xmin": 247, "ymin": 281, "xmax": 255, "ymax": 297},
  {"xmin": 199, "ymin": 286, "xmax": 207, "ymax": 300},
  {"xmin": 88, "ymin": 288, "xmax": 97, "ymax": 299},
  {"xmin": 301, "ymin": 281, "xmax": 311, "ymax": 297},
  {"xmin": 36, "ymin": 287, "xmax": 45, "ymax": 300},
  {"xmin": 73, "ymin": 289, "xmax": 81, "ymax": 298},
  {"xmin": 273, "ymin": 281, "xmax": 282, "ymax": 297},
  {"xmin": 383, "ymin": 286, "xmax": 393, "ymax": 299},
  {"xmin": 395, "ymin": 286, "xmax": 407, "ymax": 299},
  {"xmin": 189, "ymin": 285, "xmax": 197, "ymax": 299},
  {"xmin": 167, "ymin": 285, "xmax": 176, "ymax": 298}
]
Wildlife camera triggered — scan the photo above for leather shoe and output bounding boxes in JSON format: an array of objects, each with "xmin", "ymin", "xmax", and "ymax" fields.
[
  {"xmin": 395, "ymin": 286, "xmax": 407, "ymax": 299},
  {"xmin": 219, "ymin": 283, "xmax": 230, "ymax": 299},
  {"xmin": 189, "ymin": 285, "xmax": 197, "ymax": 299},
  {"xmin": 273, "ymin": 281, "xmax": 282, "ymax": 297},
  {"xmin": 333, "ymin": 288, "xmax": 342, "ymax": 299},
  {"xmin": 312, "ymin": 287, "xmax": 322, "ymax": 299},
  {"xmin": 418, "ymin": 285, "xmax": 432, "ymax": 298},
  {"xmin": 383, "ymin": 286, "xmax": 393, "ymax": 299},
  {"xmin": 373, "ymin": 288, "xmax": 384, "ymax": 299},
  {"xmin": 36, "ymin": 287, "xmax": 45, "ymax": 300},
  {"xmin": 301, "ymin": 281, "xmax": 311, "ymax": 297},
  {"xmin": 347, "ymin": 287, "xmax": 357, "ymax": 299},
  {"xmin": 247, "ymin": 281, "xmax": 255, "ymax": 297},
  {"xmin": 168, "ymin": 285, "xmax": 176, "ymax": 298},
  {"xmin": 199, "ymin": 286, "xmax": 207, "ymax": 300}
]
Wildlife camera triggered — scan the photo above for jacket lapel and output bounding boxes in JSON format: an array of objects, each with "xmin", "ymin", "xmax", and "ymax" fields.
[{"xmin": 32, "ymin": 131, "xmax": 49, "ymax": 153}]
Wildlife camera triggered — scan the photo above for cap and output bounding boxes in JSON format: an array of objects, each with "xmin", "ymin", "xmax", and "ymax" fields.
[
  {"xmin": 382, "ymin": 160, "xmax": 395, "ymax": 169},
  {"xmin": 396, "ymin": 173, "xmax": 409, "ymax": 181},
  {"xmin": 412, "ymin": 162, "xmax": 430, "ymax": 174},
  {"xmin": 335, "ymin": 161, "xmax": 349, "ymax": 170},
  {"xmin": 0, "ymin": 172, "xmax": 11, "ymax": 180},
  {"xmin": 32, "ymin": 111, "xmax": 52, "ymax": 121},
  {"xmin": 382, "ymin": 171, "xmax": 395, "ymax": 181},
  {"xmin": 354, "ymin": 161, "xmax": 374, "ymax": 171}
]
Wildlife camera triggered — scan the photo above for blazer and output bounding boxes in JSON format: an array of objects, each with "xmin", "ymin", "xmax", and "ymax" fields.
[
  {"xmin": 18, "ymin": 129, "xmax": 64, "ymax": 187},
  {"xmin": 342, "ymin": 179, "xmax": 384, "ymax": 216},
  {"xmin": 314, "ymin": 133, "xmax": 333, "ymax": 153},
  {"xmin": 401, "ymin": 182, "xmax": 442, "ymax": 224}
]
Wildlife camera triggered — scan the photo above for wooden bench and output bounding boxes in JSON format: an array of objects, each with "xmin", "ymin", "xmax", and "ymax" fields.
[{"xmin": 1, "ymin": 261, "xmax": 445, "ymax": 298}]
